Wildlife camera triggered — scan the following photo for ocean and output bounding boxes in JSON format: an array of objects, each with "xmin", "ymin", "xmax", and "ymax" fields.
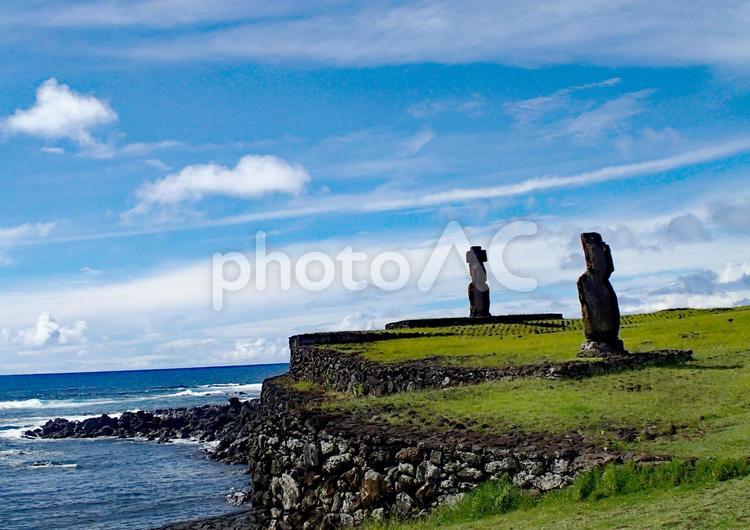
[{"xmin": 0, "ymin": 363, "xmax": 289, "ymax": 530}]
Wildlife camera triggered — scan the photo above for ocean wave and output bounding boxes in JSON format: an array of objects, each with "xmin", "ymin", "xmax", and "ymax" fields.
[
  {"xmin": 0, "ymin": 412, "xmax": 134, "ymax": 440},
  {"xmin": 0, "ymin": 448, "xmax": 28, "ymax": 457},
  {"xmin": 159, "ymin": 382, "xmax": 263, "ymax": 398},
  {"xmin": 163, "ymin": 389, "xmax": 226, "ymax": 397},
  {"xmin": 29, "ymin": 460, "xmax": 77, "ymax": 469},
  {"xmin": 196, "ymin": 383, "xmax": 263, "ymax": 393},
  {"xmin": 0, "ymin": 382, "xmax": 262, "ymax": 414},
  {"xmin": 0, "ymin": 399, "xmax": 45, "ymax": 410},
  {"xmin": 0, "ymin": 397, "xmax": 120, "ymax": 411},
  {"xmin": 0, "ymin": 426, "xmax": 34, "ymax": 440}
]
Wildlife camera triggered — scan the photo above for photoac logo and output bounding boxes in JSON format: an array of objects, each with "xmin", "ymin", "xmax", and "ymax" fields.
[{"xmin": 211, "ymin": 221, "xmax": 538, "ymax": 310}]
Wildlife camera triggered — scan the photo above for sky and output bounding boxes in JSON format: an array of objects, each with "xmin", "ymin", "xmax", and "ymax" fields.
[{"xmin": 1, "ymin": 1, "xmax": 750, "ymax": 374}]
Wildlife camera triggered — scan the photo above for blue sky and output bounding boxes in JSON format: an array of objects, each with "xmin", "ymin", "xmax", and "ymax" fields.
[{"xmin": 1, "ymin": 1, "xmax": 750, "ymax": 374}]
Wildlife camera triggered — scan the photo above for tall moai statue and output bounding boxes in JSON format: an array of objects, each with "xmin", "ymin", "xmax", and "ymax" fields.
[
  {"xmin": 577, "ymin": 233, "xmax": 625, "ymax": 356},
  {"xmin": 466, "ymin": 246, "xmax": 491, "ymax": 317}
]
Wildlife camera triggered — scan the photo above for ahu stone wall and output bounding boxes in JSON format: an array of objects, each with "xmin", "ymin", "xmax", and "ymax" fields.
[
  {"xmin": 246, "ymin": 378, "xmax": 640, "ymax": 529},
  {"xmin": 289, "ymin": 332, "xmax": 693, "ymax": 397},
  {"xmin": 243, "ymin": 333, "xmax": 691, "ymax": 528}
]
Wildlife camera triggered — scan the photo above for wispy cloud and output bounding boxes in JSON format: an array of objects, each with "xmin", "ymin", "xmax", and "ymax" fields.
[
  {"xmin": 1, "ymin": 1, "xmax": 312, "ymax": 28},
  {"xmin": 35, "ymin": 2, "xmax": 743, "ymax": 69},
  {"xmin": 563, "ymin": 89, "xmax": 654, "ymax": 139},
  {"xmin": 15, "ymin": 135, "xmax": 750, "ymax": 247},
  {"xmin": 399, "ymin": 128, "xmax": 435, "ymax": 156},
  {"xmin": 0, "ymin": 222, "xmax": 57, "ymax": 265},
  {"xmin": 710, "ymin": 197, "xmax": 750, "ymax": 232},
  {"xmin": 364, "ymin": 136, "xmax": 750, "ymax": 212},
  {"xmin": 504, "ymin": 77, "xmax": 621, "ymax": 125},
  {"xmin": 408, "ymin": 94, "xmax": 485, "ymax": 118}
]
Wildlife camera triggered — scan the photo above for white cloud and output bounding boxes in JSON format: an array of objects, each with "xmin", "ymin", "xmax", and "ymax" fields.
[
  {"xmin": 333, "ymin": 312, "xmax": 382, "ymax": 331},
  {"xmin": 658, "ymin": 213, "xmax": 712, "ymax": 243},
  {"xmin": 504, "ymin": 77, "xmax": 621, "ymax": 125},
  {"xmin": 365, "ymin": 136, "xmax": 750, "ymax": 212},
  {"xmin": 0, "ymin": 222, "xmax": 55, "ymax": 242},
  {"xmin": 710, "ymin": 197, "xmax": 750, "ymax": 232},
  {"xmin": 399, "ymin": 128, "xmax": 435, "ymax": 156},
  {"xmin": 80, "ymin": 2, "xmax": 749, "ymax": 69},
  {"xmin": 25, "ymin": 136, "xmax": 750, "ymax": 247},
  {"xmin": 9, "ymin": 313, "xmax": 88, "ymax": 348},
  {"xmin": 41, "ymin": 146, "xmax": 65, "ymax": 154},
  {"xmin": 0, "ymin": 222, "xmax": 57, "ymax": 265},
  {"xmin": 145, "ymin": 158, "xmax": 172, "ymax": 171},
  {"xmin": 564, "ymin": 90, "xmax": 653, "ymax": 139},
  {"xmin": 6, "ymin": 1, "xmax": 304, "ymax": 28},
  {"xmin": 652, "ymin": 270, "xmax": 721, "ymax": 296},
  {"xmin": 720, "ymin": 261, "xmax": 750, "ymax": 283},
  {"xmin": 132, "ymin": 154, "xmax": 311, "ymax": 213},
  {"xmin": 3, "ymin": 199, "xmax": 750, "ymax": 373},
  {"xmin": 408, "ymin": 94, "xmax": 485, "ymax": 118},
  {"xmin": 3, "ymin": 79, "xmax": 117, "ymax": 147},
  {"xmin": 219, "ymin": 337, "xmax": 289, "ymax": 364}
]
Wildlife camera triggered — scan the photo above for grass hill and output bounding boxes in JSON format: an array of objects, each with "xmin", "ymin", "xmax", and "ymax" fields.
[{"xmin": 306, "ymin": 306, "xmax": 750, "ymax": 529}]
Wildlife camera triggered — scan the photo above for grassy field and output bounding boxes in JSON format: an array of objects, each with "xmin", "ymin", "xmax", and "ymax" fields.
[
  {"xmin": 323, "ymin": 307, "xmax": 750, "ymax": 528},
  {"xmin": 344, "ymin": 308, "xmax": 741, "ymax": 368},
  {"xmin": 335, "ymin": 307, "xmax": 750, "ymax": 458}
]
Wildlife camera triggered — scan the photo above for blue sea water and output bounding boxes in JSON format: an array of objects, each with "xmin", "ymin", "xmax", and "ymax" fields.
[{"xmin": 0, "ymin": 363, "xmax": 288, "ymax": 530}]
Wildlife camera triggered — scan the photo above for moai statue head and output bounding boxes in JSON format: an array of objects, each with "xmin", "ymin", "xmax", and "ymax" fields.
[
  {"xmin": 465, "ymin": 246, "xmax": 488, "ymax": 291},
  {"xmin": 466, "ymin": 246, "xmax": 491, "ymax": 317},
  {"xmin": 581, "ymin": 232, "xmax": 614, "ymax": 277}
]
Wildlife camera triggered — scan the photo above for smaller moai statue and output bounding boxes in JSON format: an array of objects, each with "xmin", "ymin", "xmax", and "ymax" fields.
[
  {"xmin": 466, "ymin": 246, "xmax": 491, "ymax": 318},
  {"xmin": 577, "ymin": 233, "xmax": 626, "ymax": 356}
]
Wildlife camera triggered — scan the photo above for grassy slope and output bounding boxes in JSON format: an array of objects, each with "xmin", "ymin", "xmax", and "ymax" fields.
[
  {"xmin": 443, "ymin": 475, "xmax": 750, "ymax": 529},
  {"xmin": 486, "ymin": 480, "xmax": 749, "ymax": 529},
  {"xmin": 322, "ymin": 307, "xmax": 750, "ymax": 528},
  {"xmin": 368, "ymin": 459, "xmax": 750, "ymax": 530},
  {"xmin": 339, "ymin": 307, "xmax": 750, "ymax": 458}
]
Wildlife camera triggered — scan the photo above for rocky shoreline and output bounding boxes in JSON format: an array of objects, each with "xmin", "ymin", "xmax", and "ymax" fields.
[{"xmin": 24, "ymin": 397, "xmax": 260, "ymax": 465}]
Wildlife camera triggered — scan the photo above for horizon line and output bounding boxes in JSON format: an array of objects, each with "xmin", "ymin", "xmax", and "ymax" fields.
[{"xmin": 0, "ymin": 360, "xmax": 290, "ymax": 378}]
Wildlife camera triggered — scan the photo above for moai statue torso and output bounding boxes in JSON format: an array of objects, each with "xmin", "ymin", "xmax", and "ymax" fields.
[
  {"xmin": 466, "ymin": 246, "xmax": 491, "ymax": 318},
  {"xmin": 577, "ymin": 233, "xmax": 625, "ymax": 355}
]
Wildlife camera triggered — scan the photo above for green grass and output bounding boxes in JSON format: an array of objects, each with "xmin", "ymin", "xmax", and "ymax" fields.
[
  {"xmin": 287, "ymin": 379, "xmax": 321, "ymax": 392},
  {"xmin": 330, "ymin": 307, "xmax": 750, "ymax": 529},
  {"xmin": 357, "ymin": 332, "xmax": 584, "ymax": 367},
  {"xmin": 367, "ymin": 457, "xmax": 750, "ymax": 530},
  {"xmin": 333, "ymin": 306, "xmax": 750, "ymax": 458},
  {"xmin": 341, "ymin": 308, "xmax": 741, "ymax": 368}
]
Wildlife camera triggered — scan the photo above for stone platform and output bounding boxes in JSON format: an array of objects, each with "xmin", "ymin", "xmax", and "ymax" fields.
[{"xmin": 385, "ymin": 313, "xmax": 564, "ymax": 329}]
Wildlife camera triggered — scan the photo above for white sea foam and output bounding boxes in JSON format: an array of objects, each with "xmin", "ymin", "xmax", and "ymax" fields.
[
  {"xmin": 0, "ymin": 397, "xmax": 120, "ymax": 411},
  {"xmin": 164, "ymin": 389, "xmax": 224, "ymax": 397},
  {"xmin": 197, "ymin": 383, "xmax": 263, "ymax": 394},
  {"xmin": 0, "ymin": 427, "xmax": 33, "ymax": 440},
  {"xmin": 0, "ymin": 382, "xmax": 263, "ymax": 412},
  {"xmin": 0, "ymin": 412, "xmax": 131, "ymax": 440},
  {"xmin": 0, "ymin": 399, "xmax": 45, "ymax": 410},
  {"xmin": 29, "ymin": 461, "xmax": 77, "ymax": 469},
  {"xmin": 160, "ymin": 382, "xmax": 262, "ymax": 399}
]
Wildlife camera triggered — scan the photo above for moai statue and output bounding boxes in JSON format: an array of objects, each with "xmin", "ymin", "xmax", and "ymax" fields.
[
  {"xmin": 577, "ymin": 233, "xmax": 626, "ymax": 356},
  {"xmin": 466, "ymin": 246, "xmax": 491, "ymax": 318}
]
